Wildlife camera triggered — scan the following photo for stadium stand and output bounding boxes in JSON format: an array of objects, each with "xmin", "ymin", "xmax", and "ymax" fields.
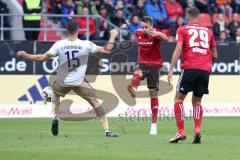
[{"xmin": 0, "ymin": 0, "xmax": 240, "ymax": 42}]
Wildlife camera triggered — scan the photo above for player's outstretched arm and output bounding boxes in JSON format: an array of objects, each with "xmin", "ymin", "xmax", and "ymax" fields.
[
  {"xmin": 211, "ymin": 47, "xmax": 218, "ymax": 59},
  {"xmin": 17, "ymin": 51, "xmax": 51, "ymax": 62},
  {"xmin": 167, "ymin": 42, "xmax": 183, "ymax": 85},
  {"xmin": 96, "ymin": 29, "xmax": 119, "ymax": 55}
]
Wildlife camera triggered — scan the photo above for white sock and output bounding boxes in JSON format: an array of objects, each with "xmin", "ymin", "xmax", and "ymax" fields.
[
  {"xmin": 53, "ymin": 115, "xmax": 59, "ymax": 120},
  {"xmin": 104, "ymin": 129, "xmax": 110, "ymax": 134}
]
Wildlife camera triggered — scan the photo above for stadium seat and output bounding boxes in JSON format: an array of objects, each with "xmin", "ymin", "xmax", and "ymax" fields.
[
  {"xmin": 38, "ymin": 19, "xmax": 62, "ymax": 41},
  {"xmin": 199, "ymin": 13, "xmax": 212, "ymax": 27}
]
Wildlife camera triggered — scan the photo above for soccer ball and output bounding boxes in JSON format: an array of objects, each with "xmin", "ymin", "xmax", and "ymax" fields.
[{"xmin": 42, "ymin": 86, "xmax": 52, "ymax": 102}]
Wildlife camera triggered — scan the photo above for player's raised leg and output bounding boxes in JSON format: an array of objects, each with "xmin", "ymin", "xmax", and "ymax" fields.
[
  {"xmin": 149, "ymin": 89, "xmax": 159, "ymax": 135},
  {"xmin": 127, "ymin": 68, "xmax": 143, "ymax": 98},
  {"xmin": 192, "ymin": 95, "xmax": 203, "ymax": 144},
  {"xmin": 169, "ymin": 92, "xmax": 187, "ymax": 143}
]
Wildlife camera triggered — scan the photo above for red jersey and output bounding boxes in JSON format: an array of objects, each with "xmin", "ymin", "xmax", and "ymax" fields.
[
  {"xmin": 176, "ymin": 23, "xmax": 217, "ymax": 72},
  {"xmin": 135, "ymin": 29, "xmax": 163, "ymax": 67}
]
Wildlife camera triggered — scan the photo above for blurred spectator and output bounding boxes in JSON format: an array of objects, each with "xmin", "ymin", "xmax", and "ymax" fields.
[
  {"xmin": 115, "ymin": 0, "xmax": 132, "ymax": 19},
  {"xmin": 132, "ymin": 0, "xmax": 147, "ymax": 19},
  {"xmin": 76, "ymin": 7, "xmax": 98, "ymax": 40},
  {"xmin": 213, "ymin": 13, "xmax": 229, "ymax": 38},
  {"xmin": 170, "ymin": 15, "xmax": 184, "ymax": 36},
  {"xmin": 216, "ymin": 0, "xmax": 233, "ymax": 17},
  {"xmin": 110, "ymin": 9, "xmax": 127, "ymax": 27},
  {"xmin": 232, "ymin": 0, "xmax": 240, "ymax": 13},
  {"xmin": 128, "ymin": 15, "xmax": 141, "ymax": 33},
  {"xmin": 186, "ymin": 0, "xmax": 194, "ymax": 8},
  {"xmin": 0, "ymin": 0, "xmax": 10, "ymax": 40},
  {"xmin": 22, "ymin": 0, "xmax": 42, "ymax": 40},
  {"xmin": 165, "ymin": 0, "xmax": 184, "ymax": 23},
  {"xmin": 229, "ymin": 13, "xmax": 240, "ymax": 38},
  {"xmin": 177, "ymin": 0, "xmax": 188, "ymax": 10},
  {"xmin": 217, "ymin": 31, "xmax": 233, "ymax": 42},
  {"xmin": 47, "ymin": 0, "xmax": 62, "ymax": 23},
  {"xmin": 209, "ymin": 0, "xmax": 217, "ymax": 14},
  {"xmin": 145, "ymin": 0, "xmax": 168, "ymax": 29},
  {"xmin": 235, "ymin": 27, "xmax": 240, "ymax": 42},
  {"xmin": 94, "ymin": 0, "xmax": 102, "ymax": 12},
  {"xmin": 101, "ymin": 0, "xmax": 115, "ymax": 16},
  {"xmin": 75, "ymin": 0, "xmax": 98, "ymax": 15},
  {"xmin": 99, "ymin": 6, "xmax": 110, "ymax": 40},
  {"xmin": 195, "ymin": 0, "xmax": 210, "ymax": 13},
  {"xmin": 60, "ymin": 0, "xmax": 76, "ymax": 27},
  {"xmin": 110, "ymin": 9, "xmax": 130, "ymax": 39},
  {"xmin": 112, "ymin": 0, "xmax": 134, "ymax": 11},
  {"xmin": 47, "ymin": 0, "xmax": 62, "ymax": 14}
]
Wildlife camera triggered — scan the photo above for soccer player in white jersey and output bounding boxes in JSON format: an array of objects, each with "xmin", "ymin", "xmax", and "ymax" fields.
[{"xmin": 17, "ymin": 20, "xmax": 119, "ymax": 137}]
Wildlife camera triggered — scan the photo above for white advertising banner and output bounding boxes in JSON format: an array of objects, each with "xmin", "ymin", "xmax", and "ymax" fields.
[{"xmin": 0, "ymin": 103, "xmax": 240, "ymax": 118}]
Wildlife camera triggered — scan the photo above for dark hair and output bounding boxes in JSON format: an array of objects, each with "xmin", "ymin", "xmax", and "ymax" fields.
[
  {"xmin": 66, "ymin": 20, "xmax": 79, "ymax": 35},
  {"xmin": 186, "ymin": 7, "xmax": 200, "ymax": 19},
  {"xmin": 142, "ymin": 16, "xmax": 153, "ymax": 25}
]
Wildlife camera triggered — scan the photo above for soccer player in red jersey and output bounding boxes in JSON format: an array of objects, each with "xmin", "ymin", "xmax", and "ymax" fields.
[
  {"xmin": 127, "ymin": 16, "xmax": 168, "ymax": 135},
  {"xmin": 168, "ymin": 7, "xmax": 218, "ymax": 143}
]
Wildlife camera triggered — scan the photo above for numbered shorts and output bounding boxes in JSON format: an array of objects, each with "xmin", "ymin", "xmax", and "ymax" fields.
[
  {"xmin": 176, "ymin": 69, "xmax": 210, "ymax": 97},
  {"xmin": 135, "ymin": 63, "xmax": 160, "ymax": 91},
  {"xmin": 51, "ymin": 79, "xmax": 99, "ymax": 106}
]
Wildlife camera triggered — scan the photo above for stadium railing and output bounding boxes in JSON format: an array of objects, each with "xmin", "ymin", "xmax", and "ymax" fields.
[{"xmin": 0, "ymin": 13, "xmax": 123, "ymax": 41}]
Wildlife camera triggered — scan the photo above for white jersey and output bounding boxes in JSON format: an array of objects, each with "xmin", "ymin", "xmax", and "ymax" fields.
[{"xmin": 48, "ymin": 38, "xmax": 98, "ymax": 87}]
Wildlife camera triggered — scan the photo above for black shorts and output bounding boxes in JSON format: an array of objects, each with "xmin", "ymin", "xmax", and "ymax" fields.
[
  {"xmin": 135, "ymin": 63, "xmax": 160, "ymax": 90},
  {"xmin": 177, "ymin": 69, "xmax": 210, "ymax": 97}
]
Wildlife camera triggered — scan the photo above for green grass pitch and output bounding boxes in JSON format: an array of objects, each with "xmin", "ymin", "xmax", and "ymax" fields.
[{"xmin": 0, "ymin": 117, "xmax": 239, "ymax": 160}]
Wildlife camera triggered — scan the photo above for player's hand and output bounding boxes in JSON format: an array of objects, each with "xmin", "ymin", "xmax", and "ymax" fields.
[
  {"xmin": 110, "ymin": 28, "xmax": 119, "ymax": 38},
  {"xmin": 148, "ymin": 29, "xmax": 159, "ymax": 37},
  {"xmin": 17, "ymin": 51, "xmax": 28, "ymax": 59},
  {"xmin": 167, "ymin": 70, "xmax": 173, "ymax": 85}
]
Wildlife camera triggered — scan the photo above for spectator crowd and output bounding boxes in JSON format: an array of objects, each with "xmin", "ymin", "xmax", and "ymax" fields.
[{"xmin": 15, "ymin": 0, "xmax": 240, "ymax": 42}]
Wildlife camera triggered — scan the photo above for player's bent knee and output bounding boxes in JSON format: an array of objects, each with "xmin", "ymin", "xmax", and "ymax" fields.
[
  {"xmin": 95, "ymin": 106, "xmax": 106, "ymax": 118},
  {"xmin": 192, "ymin": 96, "xmax": 202, "ymax": 105},
  {"xmin": 149, "ymin": 89, "xmax": 158, "ymax": 98},
  {"xmin": 174, "ymin": 92, "xmax": 186, "ymax": 103}
]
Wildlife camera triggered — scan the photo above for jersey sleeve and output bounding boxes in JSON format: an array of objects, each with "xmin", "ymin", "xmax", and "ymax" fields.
[
  {"xmin": 86, "ymin": 41, "xmax": 98, "ymax": 54},
  {"xmin": 176, "ymin": 27, "xmax": 184, "ymax": 42},
  {"xmin": 47, "ymin": 42, "xmax": 59, "ymax": 57}
]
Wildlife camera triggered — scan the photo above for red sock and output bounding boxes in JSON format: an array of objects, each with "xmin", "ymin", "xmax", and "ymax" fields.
[
  {"xmin": 174, "ymin": 102, "xmax": 185, "ymax": 136},
  {"xmin": 151, "ymin": 97, "xmax": 158, "ymax": 123},
  {"xmin": 131, "ymin": 74, "xmax": 140, "ymax": 90},
  {"xmin": 193, "ymin": 104, "xmax": 203, "ymax": 134}
]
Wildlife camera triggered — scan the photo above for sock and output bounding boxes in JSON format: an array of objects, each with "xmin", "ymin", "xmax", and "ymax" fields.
[
  {"xmin": 193, "ymin": 104, "xmax": 203, "ymax": 134},
  {"xmin": 131, "ymin": 74, "xmax": 141, "ymax": 90},
  {"xmin": 104, "ymin": 129, "xmax": 110, "ymax": 134},
  {"xmin": 174, "ymin": 102, "xmax": 185, "ymax": 136},
  {"xmin": 53, "ymin": 115, "xmax": 59, "ymax": 120},
  {"xmin": 151, "ymin": 97, "xmax": 158, "ymax": 123},
  {"xmin": 98, "ymin": 116, "xmax": 109, "ymax": 131}
]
